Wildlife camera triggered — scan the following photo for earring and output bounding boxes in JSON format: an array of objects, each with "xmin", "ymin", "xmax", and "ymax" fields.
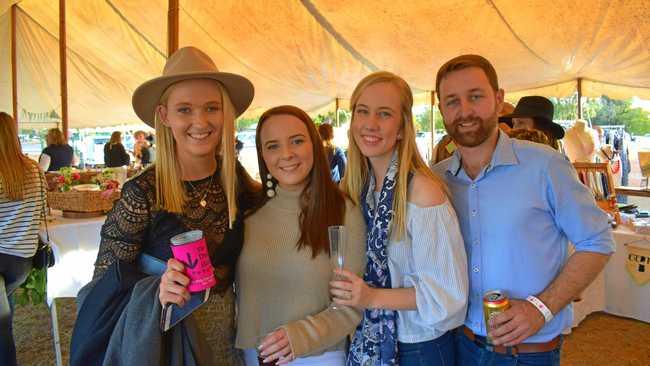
[{"xmin": 265, "ymin": 173, "xmax": 276, "ymax": 198}]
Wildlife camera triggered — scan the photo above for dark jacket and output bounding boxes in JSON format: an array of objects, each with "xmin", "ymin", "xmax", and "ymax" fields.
[
  {"xmin": 327, "ymin": 146, "xmax": 347, "ymax": 183},
  {"xmin": 104, "ymin": 143, "xmax": 130, "ymax": 167},
  {"xmin": 70, "ymin": 212, "xmax": 245, "ymax": 366},
  {"xmin": 41, "ymin": 144, "xmax": 74, "ymax": 171}
]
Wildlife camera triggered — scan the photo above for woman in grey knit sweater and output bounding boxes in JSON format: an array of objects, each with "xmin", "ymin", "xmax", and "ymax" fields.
[{"xmin": 235, "ymin": 105, "xmax": 366, "ymax": 366}]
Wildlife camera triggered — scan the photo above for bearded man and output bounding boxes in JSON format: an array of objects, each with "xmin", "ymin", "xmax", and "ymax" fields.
[{"xmin": 432, "ymin": 54, "xmax": 614, "ymax": 366}]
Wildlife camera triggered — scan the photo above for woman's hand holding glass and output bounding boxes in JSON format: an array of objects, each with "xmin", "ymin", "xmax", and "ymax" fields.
[
  {"xmin": 257, "ymin": 328, "xmax": 294, "ymax": 365},
  {"xmin": 158, "ymin": 258, "xmax": 191, "ymax": 307},
  {"xmin": 329, "ymin": 268, "xmax": 374, "ymax": 309}
]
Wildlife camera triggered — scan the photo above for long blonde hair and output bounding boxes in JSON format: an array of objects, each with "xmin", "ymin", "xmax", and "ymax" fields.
[
  {"xmin": 0, "ymin": 112, "xmax": 35, "ymax": 200},
  {"xmin": 342, "ymin": 71, "xmax": 444, "ymax": 239},
  {"xmin": 153, "ymin": 81, "xmax": 238, "ymax": 227}
]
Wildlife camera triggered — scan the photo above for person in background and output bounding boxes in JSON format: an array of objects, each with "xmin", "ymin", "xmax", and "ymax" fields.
[
  {"xmin": 497, "ymin": 101, "xmax": 515, "ymax": 134},
  {"xmin": 236, "ymin": 105, "xmax": 366, "ymax": 365},
  {"xmin": 501, "ymin": 96, "xmax": 564, "ymax": 150},
  {"xmin": 235, "ymin": 137, "xmax": 244, "ymax": 158},
  {"xmin": 39, "ymin": 128, "xmax": 77, "ymax": 172},
  {"xmin": 331, "ymin": 71, "xmax": 468, "ymax": 365},
  {"xmin": 508, "ymin": 128, "xmax": 552, "ymax": 146},
  {"xmin": 145, "ymin": 133, "xmax": 156, "ymax": 163},
  {"xmin": 318, "ymin": 123, "xmax": 347, "ymax": 183},
  {"xmin": 0, "ymin": 112, "xmax": 47, "ymax": 366},
  {"xmin": 432, "ymin": 134, "xmax": 456, "ymax": 164},
  {"xmin": 133, "ymin": 130, "xmax": 151, "ymax": 166},
  {"xmin": 103, "ymin": 131, "xmax": 131, "ymax": 168},
  {"xmin": 432, "ymin": 54, "xmax": 613, "ymax": 366}
]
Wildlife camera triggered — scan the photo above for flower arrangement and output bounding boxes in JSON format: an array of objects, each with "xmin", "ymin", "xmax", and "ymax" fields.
[
  {"xmin": 93, "ymin": 168, "xmax": 120, "ymax": 191},
  {"xmin": 56, "ymin": 167, "xmax": 81, "ymax": 192}
]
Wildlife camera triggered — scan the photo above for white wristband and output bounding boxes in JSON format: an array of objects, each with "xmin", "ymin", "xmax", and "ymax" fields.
[{"xmin": 526, "ymin": 295, "xmax": 554, "ymax": 323}]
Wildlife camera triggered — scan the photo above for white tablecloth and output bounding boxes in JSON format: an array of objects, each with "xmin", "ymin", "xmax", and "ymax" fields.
[
  {"xmin": 572, "ymin": 226, "xmax": 650, "ymax": 327},
  {"xmin": 39, "ymin": 214, "xmax": 105, "ymax": 305}
]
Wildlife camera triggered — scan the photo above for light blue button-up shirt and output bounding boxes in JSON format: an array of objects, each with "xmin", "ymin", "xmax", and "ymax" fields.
[{"xmin": 432, "ymin": 131, "xmax": 615, "ymax": 342}]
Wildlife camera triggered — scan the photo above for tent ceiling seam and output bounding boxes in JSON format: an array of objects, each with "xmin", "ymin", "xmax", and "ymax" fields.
[
  {"xmin": 299, "ymin": 0, "xmax": 378, "ymax": 72},
  {"xmin": 580, "ymin": 78, "xmax": 650, "ymax": 91},
  {"xmin": 306, "ymin": 98, "xmax": 339, "ymax": 114},
  {"xmin": 487, "ymin": 0, "xmax": 551, "ymax": 66},
  {"xmin": 180, "ymin": 6, "xmax": 324, "ymax": 95},
  {"xmin": 104, "ymin": 0, "xmax": 166, "ymax": 58},
  {"xmin": 575, "ymin": 4, "xmax": 611, "ymax": 75},
  {"xmin": 16, "ymin": 7, "xmax": 135, "ymax": 107},
  {"xmin": 507, "ymin": 77, "xmax": 650, "ymax": 95}
]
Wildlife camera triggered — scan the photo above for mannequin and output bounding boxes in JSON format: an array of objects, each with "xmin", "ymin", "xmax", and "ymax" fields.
[{"xmin": 563, "ymin": 120, "xmax": 598, "ymax": 162}]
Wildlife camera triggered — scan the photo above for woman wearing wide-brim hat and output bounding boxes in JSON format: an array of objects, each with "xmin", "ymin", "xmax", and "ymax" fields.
[
  {"xmin": 501, "ymin": 96, "xmax": 564, "ymax": 150},
  {"xmin": 75, "ymin": 46, "xmax": 261, "ymax": 365}
]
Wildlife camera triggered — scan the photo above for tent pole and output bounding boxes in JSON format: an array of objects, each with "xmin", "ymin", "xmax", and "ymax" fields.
[
  {"xmin": 335, "ymin": 98, "xmax": 340, "ymax": 126},
  {"xmin": 10, "ymin": 5, "xmax": 18, "ymax": 126},
  {"xmin": 430, "ymin": 91, "xmax": 436, "ymax": 160},
  {"xmin": 168, "ymin": 0, "xmax": 179, "ymax": 56},
  {"xmin": 59, "ymin": 0, "xmax": 69, "ymax": 141},
  {"xmin": 576, "ymin": 78, "xmax": 583, "ymax": 120}
]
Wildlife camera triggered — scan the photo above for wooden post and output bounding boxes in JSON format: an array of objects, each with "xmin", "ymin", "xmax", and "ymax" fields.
[
  {"xmin": 167, "ymin": 0, "xmax": 179, "ymax": 56},
  {"xmin": 10, "ymin": 5, "xmax": 18, "ymax": 125},
  {"xmin": 335, "ymin": 98, "xmax": 340, "ymax": 126},
  {"xmin": 576, "ymin": 77, "xmax": 583, "ymax": 120},
  {"xmin": 430, "ymin": 90, "xmax": 436, "ymax": 160},
  {"xmin": 59, "ymin": 0, "xmax": 69, "ymax": 141}
]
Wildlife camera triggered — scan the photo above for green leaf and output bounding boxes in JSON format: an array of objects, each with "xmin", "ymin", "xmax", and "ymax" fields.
[{"xmin": 16, "ymin": 268, "xmax": 47, "ymax": 306}]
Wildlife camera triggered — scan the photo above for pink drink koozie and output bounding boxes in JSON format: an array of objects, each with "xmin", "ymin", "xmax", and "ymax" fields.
[{"xmin": 170, "ymin": 230, "xmax": 217, "ymax": 292}]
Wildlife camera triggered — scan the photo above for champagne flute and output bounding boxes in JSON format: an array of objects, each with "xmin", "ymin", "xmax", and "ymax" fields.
[{"xmin": 328, "ymin": 225, "xmax": 347, "ymax": 310}]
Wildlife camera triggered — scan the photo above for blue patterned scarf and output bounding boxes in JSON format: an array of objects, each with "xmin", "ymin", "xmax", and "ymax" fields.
[{"xmin": 347, "ymin": 152, "xmax": 399, "ymax": 366}]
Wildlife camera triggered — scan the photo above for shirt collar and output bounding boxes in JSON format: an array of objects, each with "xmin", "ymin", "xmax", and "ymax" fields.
[{"xmin": 446, "ymin": 130, "xmax": 519, "ymax": 176}]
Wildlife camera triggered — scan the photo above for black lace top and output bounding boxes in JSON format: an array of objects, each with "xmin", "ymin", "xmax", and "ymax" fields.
[
  {"xmin": 93, "ymin": 164, "xmax": 256, "ymax": 290},
  {"xmin": 92, "ymin": 164, "xmax": 258, "ymax": 364}
]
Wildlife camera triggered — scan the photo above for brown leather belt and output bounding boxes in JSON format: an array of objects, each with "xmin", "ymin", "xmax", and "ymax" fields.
[{"xmin": 461, "ymin": 326, "xmax": 560, "ymax": 356}]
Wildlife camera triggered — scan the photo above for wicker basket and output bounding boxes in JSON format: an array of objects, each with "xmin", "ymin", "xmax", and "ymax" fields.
[{"xmin": 47, "ymin": 190, "xmax": 121, "ymax": 213}]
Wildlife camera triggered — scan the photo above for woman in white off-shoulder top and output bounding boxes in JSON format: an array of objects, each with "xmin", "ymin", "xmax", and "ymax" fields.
[{"xmin": 330, "ymin": 71, "xmax": 468, "ymax": 366}]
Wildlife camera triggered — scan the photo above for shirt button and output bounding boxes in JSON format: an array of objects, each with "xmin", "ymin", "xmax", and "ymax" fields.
[
  {"xmin": 473, "ymin": 266, "xmax": 480, "ymax": 273},
  {"xmin": 471, "ymin": 210, "xmax": 477, "ymax": 216},
  {"xmin": 471, "ymin": 183, "xmax": 477, "ymax": 189}
]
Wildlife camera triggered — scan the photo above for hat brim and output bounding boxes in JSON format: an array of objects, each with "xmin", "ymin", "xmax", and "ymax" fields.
[
  {"xmin": 132, "ymin": 71, "xmax": 254, "ymax": 127},
  {"xmin": 501, "ymin": 113, "xmax": 565, "ymax": 139}
]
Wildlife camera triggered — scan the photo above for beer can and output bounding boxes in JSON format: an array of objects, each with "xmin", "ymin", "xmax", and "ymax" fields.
[
  {"xmin": 483, "ymin": 290, "xmax": 510, "ymax": 344},
  {"xmin": 170, "ymin": 230, "xmax": 216, "ymax": 292}
]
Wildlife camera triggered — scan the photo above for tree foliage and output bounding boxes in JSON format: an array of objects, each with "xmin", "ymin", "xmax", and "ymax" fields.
[{"xmin": 550, "ymin": 95, "xmax": 650, "ymax": 135}]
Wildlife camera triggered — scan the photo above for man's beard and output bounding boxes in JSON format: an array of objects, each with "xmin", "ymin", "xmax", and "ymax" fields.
[{"xmin": 445, "ymin": 113, "xmax": 498, "ymax": 148}]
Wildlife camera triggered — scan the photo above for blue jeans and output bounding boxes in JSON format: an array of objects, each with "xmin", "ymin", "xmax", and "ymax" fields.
[
  {"xmin": 455, "ymin": 330, "xmax": 561, "ymax": 366},
  {"xmin": 398, "ymin": 331, "xmax": 454, "ymax": 366},
  {"xmin": 0, "ymin": 253, "xmax": 33, "ymax": 366}
]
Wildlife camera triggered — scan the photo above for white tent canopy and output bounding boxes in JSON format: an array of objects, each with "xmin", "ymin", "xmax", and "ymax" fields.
[{"xmin": 1, "ymin": 0, "xmax": 649, "ymax": 128}]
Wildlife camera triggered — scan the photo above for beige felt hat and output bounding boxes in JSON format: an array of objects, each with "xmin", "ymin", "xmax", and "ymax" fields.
[{"xmin": 132, "ymin": 46, "xmax": 254, "ymax": 127}]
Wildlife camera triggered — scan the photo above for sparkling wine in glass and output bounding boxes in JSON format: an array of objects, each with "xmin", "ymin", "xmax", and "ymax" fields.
[{"xmin": 328, "ymin": 225, "xmax": 346, "ymax": 309}]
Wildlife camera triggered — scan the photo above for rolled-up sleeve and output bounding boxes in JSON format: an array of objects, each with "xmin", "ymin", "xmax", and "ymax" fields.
[
  {"xmin": 402, "ymin": 202, "xmax": 468, "ymax": 334},
  {"xmin": 545, "ymin": 153, "xmax": 615, "ymax": 254}
]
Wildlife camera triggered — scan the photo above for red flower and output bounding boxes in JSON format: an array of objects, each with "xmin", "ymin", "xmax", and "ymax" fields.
[
  {"xmin": 57, "ymin": 176, "xmax": 65, "ymax": 183},
  {"xmin": 72, "ymin": 172, "xmax": 81, "ymax": 180}
]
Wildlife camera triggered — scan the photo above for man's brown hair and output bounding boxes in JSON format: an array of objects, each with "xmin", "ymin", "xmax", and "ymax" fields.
[{"xmin": 435, "ymin": 54, "xmax": 499, "ymax": 98}]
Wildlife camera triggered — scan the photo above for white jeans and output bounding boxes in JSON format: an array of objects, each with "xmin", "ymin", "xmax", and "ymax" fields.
[{"xmin": 242, "ymin": 349, "xmax": 345, "ymax": 366}]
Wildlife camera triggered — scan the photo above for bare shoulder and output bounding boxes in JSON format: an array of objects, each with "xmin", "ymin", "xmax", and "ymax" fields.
[{"xmin": 408, "ymin": 172, "xmax": 446, "ymax": 208}]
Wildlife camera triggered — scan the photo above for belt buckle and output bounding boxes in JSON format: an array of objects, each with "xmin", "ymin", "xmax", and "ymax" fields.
[{"xmin": 485, "ymin": 343, "xmax": 518, "ymax": 356}]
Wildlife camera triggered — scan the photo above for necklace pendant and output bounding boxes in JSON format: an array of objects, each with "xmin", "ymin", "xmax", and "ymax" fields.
[{"xmin": 200, "ymin": 198, "xmax": 207, "ymax": 207}]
